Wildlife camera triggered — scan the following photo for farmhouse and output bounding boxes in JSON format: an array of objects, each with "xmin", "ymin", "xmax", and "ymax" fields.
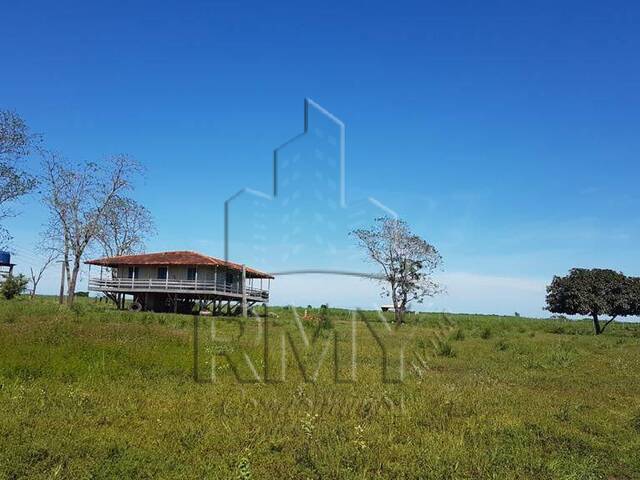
[{"xmin": 85, "ymin": 251, "xmax": 273, "ymax": 315}]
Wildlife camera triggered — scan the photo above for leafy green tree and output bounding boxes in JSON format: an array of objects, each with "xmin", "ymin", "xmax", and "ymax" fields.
[
  {"xmin": 546, "ymin": 268, "xmax": 640, "ymax": 335},
  {"xmin": 1, "ymin": 274, "xmax": 29, "ymax": 299},
  {"xmin": 0, "ymin": 110, "xmax": 39, "ymax": 246}
]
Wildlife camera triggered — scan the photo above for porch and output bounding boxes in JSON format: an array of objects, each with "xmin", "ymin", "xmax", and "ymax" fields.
[{"xmin": 88, "ymin": 277, "xmax": 269, "ymax": 302}]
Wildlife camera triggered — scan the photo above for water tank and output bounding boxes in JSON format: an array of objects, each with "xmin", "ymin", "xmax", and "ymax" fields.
[{"xmin": 0, "ymin": 251, "xmax": 11, "ymax": 266}]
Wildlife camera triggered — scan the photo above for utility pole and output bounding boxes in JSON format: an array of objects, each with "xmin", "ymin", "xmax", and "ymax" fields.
[{"xmin": 57, "ymin": 260, "xmax": 65, "ymax": 304}]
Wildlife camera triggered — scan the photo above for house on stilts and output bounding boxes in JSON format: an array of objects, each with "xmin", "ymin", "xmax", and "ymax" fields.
[{"xmin": 85, "ymin": 251, "xmax": 273, "ymax": 315}]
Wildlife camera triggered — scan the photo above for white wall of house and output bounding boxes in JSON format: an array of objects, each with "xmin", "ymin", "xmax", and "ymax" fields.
[{"xmin": 115, "ymin": 265, "xmax": 241, "ymax": 288}]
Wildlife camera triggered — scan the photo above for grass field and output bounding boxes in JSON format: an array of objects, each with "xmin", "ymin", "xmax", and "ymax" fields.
[{"xmin": 1, "ymin": 297, "xmax": 639, "ymax": 479}]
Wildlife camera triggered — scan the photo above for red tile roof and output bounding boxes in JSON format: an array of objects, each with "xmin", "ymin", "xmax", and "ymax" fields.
[{"xmin": 85, "ymin": 251, "xmax": 274, "ymax": 279}]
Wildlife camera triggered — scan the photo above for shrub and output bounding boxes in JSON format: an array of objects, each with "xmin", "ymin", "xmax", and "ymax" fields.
[
  {"xmin": 547, "ymin": 325, "xmax": 567, "ymax": 335},
  {"xmin": 554, "ymin": 404, "xmax": 572, "ymax": 422},
  {"xmin": 450, "ymin": 328, "xmax": 465, "ymax": 341},
  {"xmin": 69, "ymin": 302, "xmax": 88, "ymax": 318},
  {"xmin": 480, "ymin": 327, "xmax": 492, "ymax": 339},
  {"xmin": 318, "ymin": 311, "xmax": 333, "ymax": 330},
  {"xmin": 495, "ymin": 339, "xmax": 509, "ymax": 351},
  {"xmin": 548, "ymin": 345, "xmax": 575, "ymax": 368},
  {"xmin": 236, "ymin": 452, "xmax": 253, "ymax": 480},
  {"xmin": 632, "ymin": 412, "xmax": 640, "ymax": 433},
  {"xmin": 434, "ymin": 339, "xmax": 456, "ymax": 357},
  {"xmin": 1, "ymin": 274, "xmax": 28, "ymax": 299}
]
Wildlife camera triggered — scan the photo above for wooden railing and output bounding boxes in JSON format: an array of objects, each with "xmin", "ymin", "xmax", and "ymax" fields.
[{"xmin": 88, "ymin": 277, "xmax": 269, "ymax": 299}]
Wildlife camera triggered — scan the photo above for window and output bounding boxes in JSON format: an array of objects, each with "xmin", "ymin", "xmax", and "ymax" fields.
[
  {"xmin": 127, "ymin": 267, "xmax": 139, "ymax": 279},
  {"xmin": 187, "ymin": 267, "xmax": 196, "ymax": 281},
  {"xmin": 226, "ymin": 272, "xmax": 234, "ymax": 284},
  {"xmin": 157, "ymin": 267, "xmax": 168, "ymax": 279}
]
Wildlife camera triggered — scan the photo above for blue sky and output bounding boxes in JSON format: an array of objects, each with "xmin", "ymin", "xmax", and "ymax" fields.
[{"xmin": 2, "ymin": 0, "xmax": 639, "ymax": 316}]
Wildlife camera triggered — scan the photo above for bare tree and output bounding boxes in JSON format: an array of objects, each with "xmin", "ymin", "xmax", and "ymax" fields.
[
  {"xmin": 38, "ymin": 219, "xmax": 70, "ymax": 304},
  {"xmin": 351, "ymin": 217, "xmax": 444, "ymax": 325},
  {"xmin": 29, "ymin": 251, "xmax": 58, "ymax": 299},
  {"xmin": 0, "ymin": 110, "xmax": 39, "ymax": 246},
  {"xmin": 40, "ymin": 153, "xmax": 142, "ymax": 304},
  {"xmin": 96, "ymin": 196, "xmax": 155, "ymax": 257},
  {"xmin": 96, "ymin": 195, "xmax": 155, "ymax": 308}
]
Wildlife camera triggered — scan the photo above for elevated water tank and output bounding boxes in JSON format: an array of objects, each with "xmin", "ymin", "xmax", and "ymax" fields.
[{"xmin": 0, "ymin": 251, "xmax": 11, "ymax": 266}]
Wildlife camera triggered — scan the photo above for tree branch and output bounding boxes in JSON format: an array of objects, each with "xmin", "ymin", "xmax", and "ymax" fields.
[{"xmin": 600, "ymin": 315, "xmax": 618, "ymax": 333}]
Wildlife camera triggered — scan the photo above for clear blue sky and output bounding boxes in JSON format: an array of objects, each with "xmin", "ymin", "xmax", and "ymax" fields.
[{"xmin": 2, "ymin": 0, "xmax": 639, "ymax": 316}]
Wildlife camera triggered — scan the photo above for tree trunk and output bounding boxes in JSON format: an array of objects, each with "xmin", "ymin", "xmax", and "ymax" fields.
[
  {"xmin": 600, "ymin": 316, "xmax": 617, "ymax": 334},
  {"xmin": 64, "ymin": 257, "xmax": 72, "ymax": 296},
  {"xmin": 105, "ymin": 292, "xmax": 119, "ymax": 308},
  {"xmin": 30, "ymin": 285, "xmax": 37, "ymax": 300},
  {"xmin": 394, "ymin": 308, "xmax": 403, "ymax": 326},
  {"xmin": 394, "ymin": 303, "xmax": 404, "ymax": 326},
  {"xmin": 66, "ymin": 261, "xmax": 81, "ymax": 305},
  {"xmin": 592, "ymin": 313, "xmax": 602, "ymax": 335},
  {"xmin": 391, "ymin": 289, "xmax": 403, "ymax": 326}
]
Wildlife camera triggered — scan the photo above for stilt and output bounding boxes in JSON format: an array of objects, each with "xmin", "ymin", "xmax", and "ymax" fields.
[{"xmin": 241, "ymin": 265, "xmax": 247, "ymax": 318}]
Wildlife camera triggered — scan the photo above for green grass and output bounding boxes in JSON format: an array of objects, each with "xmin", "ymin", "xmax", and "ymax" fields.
[{"xmin": 1, "ymin": 297, "xmax": 640, "ymax": 479}]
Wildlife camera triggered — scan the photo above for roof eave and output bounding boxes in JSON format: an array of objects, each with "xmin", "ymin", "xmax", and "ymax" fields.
[{"xmin": 84, "ymin": 258, "xmax": 274, "ymax": 279}]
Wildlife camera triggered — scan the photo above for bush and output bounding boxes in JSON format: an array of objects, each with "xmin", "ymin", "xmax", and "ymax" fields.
[
  {"xmin": 434, "ymin": 339, "xmax": 456, "ymax": 357},
  {"xmin": 1, "ymin": 274, "xmax": 28, "ymax": 299},
  {"xmin": 480, "ymin": 327, "xmax": 492, "ymax": 339},
  {"xmin": 450, "ymin": 328, "xmax": 465, "ymax": 341},
  {"xmin": 318, "ymin": 311, "xmax": 333, "ymax": 330},
  {"xmin": 632, "ymin": 412, "xmax": 640, "ymax": 433},
  {"xmin": 69, "ymin": 302, "xmax": 88, "ymax": 318},
  {"xmin": 547, "ymin": 325, "xmax": 567, "ymax": 335}
]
